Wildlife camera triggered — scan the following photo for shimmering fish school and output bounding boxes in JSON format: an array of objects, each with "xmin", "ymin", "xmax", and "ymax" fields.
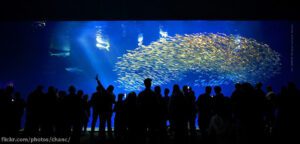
[{"xmin": 114, "ymin": 33, "xmax": 281, "ymax": 91}]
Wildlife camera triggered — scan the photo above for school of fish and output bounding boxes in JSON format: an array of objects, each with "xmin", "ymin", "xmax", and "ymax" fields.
[{"xmin": 114, "ymin": 33, "xmax": 281, "ymax": 91}]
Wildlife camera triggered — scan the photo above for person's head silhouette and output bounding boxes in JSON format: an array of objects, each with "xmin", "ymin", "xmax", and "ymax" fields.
[
  {"xmin": 6, "ymin": 84, "xmax": 14, "ymax": 95},
  {"xmin": 205, "ymin": 86, "xmax": 212, "ymax": 94},
  {"xmin": 173, "ymin": 84, "xmax": 180, "ymax": 93},
  {"xmin": 144, "ymin": 78, "xmax": 152, "ymax": 89},
  {"xmin": 183, "ymin": 85, "xmax": 188, "ymax": 94},
  {"xmin": 164, "ymin": 88, "xmax": 170, "ymax": 97},
  {"xmin": 214, "ymin": 86, "xmax": 222, "ymax": 94},
  {"xmin": 77, "ymin": 90, "xmax": 84, "ymax": 97},
  {"xmin": 48, "ymin": 86, "xmax": 56, "ymax": 94},
  {"xmin": 235, "ymin": 83, "xmax": 242, "ymax": 90},
  {"xmin": 68, "ymin": 85, "xmax": 76, "ymax": 94},
  {"xmin": 266, "ymin": 86, "xmax": 272, "ymax": 92},
  {"xmin": 154, "ymin": 86, "xmax": 161, "ymax": 94},
  {"xmin": 107, "ymin": 85, "xmax": 114, "ymax": 94},
  {"xmin": 256, "ymin": 82, "xmax": 263, "ymax": 89},
  {"xmin": 127, "ymin": 92, "xmax": 137, "ymax": 101}
]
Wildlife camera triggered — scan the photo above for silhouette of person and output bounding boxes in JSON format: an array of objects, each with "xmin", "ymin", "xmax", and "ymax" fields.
[
  {"xmin": 90, "ymin": 84, "xmax": 102, "ymax": 135},
  {"xmin": 137, "ymin": 78, "xmax": 157, "ymax": 143},
  {"xmin": 1, "ymin": 85, "xmax": 17, "ymax": 136},
  {"xmin": 11, "ymin": 92, "xmax": 25, "ymax": 135},
  {"xmin": 196, "ymin": 86, "xmax": 213, "ymax": 142},
  {"xmin": 25, "ymin": 85, "xmax": 44, "ymax": 136},
  {"xmin": 230, "ymin": 83, "xmax": 244, "ymax": 143},
  {"xmin": 41, "ymin": 86, "xmax": 57, "ymax": 136},
  {"xmin": 154, "ymin": 85, "xmax": 166, "ymax": 144},
  {"xmin": 213, "ymin": 86, "xmax": 225, "ymax": 116},
  {"xmin": 66, "ymin": 85, "xmax": 82, "ymax": 142},
  {"xmin": 162, "ymin": 88, "xmax": 170, "ymax": 133},
  {"xmin": 124, "ymin": 92, "xmax": 138, "ymax": 144},
  {"xmin": 208, "ymin": 86, "xmax": 233, "ymax": 144},
  {"xmin": 276, "ymin": 82, "xmax": 300, "ymax": 144},
  {"xmin": 253, "ymin": 83, "xmax": 267, "ymax": 142},
  {"xmin": 55, "ymin": 90, "xmax": 68, "ymax": 137},
  {"xmin": 276, "ymin": 86, "xmax": 288, "ymax": 143},
  {"xmin": 235, "ymin": 82, "xmax": 265, "ymax": 144},
  {"xmin": 82, "ymin": 94, "xmax": 90, "ymax": 134},
  {"xmin": 231, "ymin": 83, "xmax": 243, "ymax": 123},
  {"xmin": 94, "ymin": 74, "xmax": 115, "ymax": 137},
  {"xmin": 169, "ymin": 84, "xmax": 187, "ymax": 144},
  {"xmin": 114, "ymin": 93, "xmax": 125, "ymax": 143},
  {"xmin": 265, "ymin": 86, "xmax": 276, "ymax": 136},
  {"xmin": 76, "ymin": 90, "xmax": 87, "ymax": 135},
  {"xmin": 183, "ymin": 85, "xmax": 197, "ymax": 136}
]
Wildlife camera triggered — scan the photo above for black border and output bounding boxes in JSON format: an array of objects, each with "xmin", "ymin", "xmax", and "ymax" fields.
[{"xmin": 0, "ymin": 0, "xmax": 299, "ymax": 20}]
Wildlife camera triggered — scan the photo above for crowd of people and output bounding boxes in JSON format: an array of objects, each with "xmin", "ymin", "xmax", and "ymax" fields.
[{"xmin": 0, "ymin": 75, "xmax": 299, "ymax": 144}]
